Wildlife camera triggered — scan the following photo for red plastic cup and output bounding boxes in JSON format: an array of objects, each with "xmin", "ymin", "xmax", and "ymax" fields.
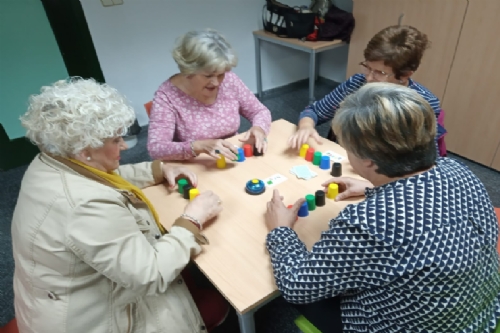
[
  {"xmin": 305, "ymin": 147, "xmax": 315, "ymax": 162},
  {"xmin": 243, "ymin": 144, "xmax": 253, "ymax": 157}
]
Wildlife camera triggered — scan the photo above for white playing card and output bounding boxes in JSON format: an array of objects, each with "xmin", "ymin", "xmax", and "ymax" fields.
[
  {"xmin": 263, "ymin": 173, "xmax": 287, "ymax": 187},
  {"xmin": 290, "ymin": 165, "xmax": 317, "ymax": 180},
  {"xmin": 323, "ymin": 150, "xmax": 345, "ymax": 162}
]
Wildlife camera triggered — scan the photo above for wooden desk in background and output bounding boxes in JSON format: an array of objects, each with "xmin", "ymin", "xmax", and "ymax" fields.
[
  {"xmin": 143, "ymin": 119, "xmax": 363, "ymax": 333},
  {"xmin": 253, "ymin": 30, "xmax": 344, "ymax": 104}
]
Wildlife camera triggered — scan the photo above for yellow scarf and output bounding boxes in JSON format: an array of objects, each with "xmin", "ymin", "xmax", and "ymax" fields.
[{"xmin": 69, "ymin": 158, "xmax": 166, "ymax": 234}]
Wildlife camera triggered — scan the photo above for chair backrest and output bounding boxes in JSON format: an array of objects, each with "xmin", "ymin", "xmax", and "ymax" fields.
[
  {"xmin": 144, "ymin": 101, "xmax": 153, "ymax": 118},
  {"xmin": 0, "ymin": 319, "xmax": 19, "ymax": 333},
  {"xmin": 437, "ymin": 109, "xmax": 447, "ymax": 157}
]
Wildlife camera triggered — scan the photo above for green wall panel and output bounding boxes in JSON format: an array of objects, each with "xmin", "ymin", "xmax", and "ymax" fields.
[{"xmin": 0, "ymin": 0, "xmax": 68, "ymax": 139}]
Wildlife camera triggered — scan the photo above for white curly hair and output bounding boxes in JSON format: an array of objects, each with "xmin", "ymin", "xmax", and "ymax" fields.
[{"xmin": 20, "ymin": 77, "xmax": 136, "ymax": 157}]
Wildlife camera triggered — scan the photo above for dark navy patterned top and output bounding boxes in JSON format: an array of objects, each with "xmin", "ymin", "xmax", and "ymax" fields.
[
  {"xmin": 266, "ymin": 158, "xmax": 500, "ymax": 332},
  {"xmin": 299, "ymin": 73, "xmax": 447, "ymax": 140}
]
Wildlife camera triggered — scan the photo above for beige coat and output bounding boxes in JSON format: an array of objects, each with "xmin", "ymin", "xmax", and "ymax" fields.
[{"xmin": 12, "ymin": 153, "xmax": 209, "ymax": 333}]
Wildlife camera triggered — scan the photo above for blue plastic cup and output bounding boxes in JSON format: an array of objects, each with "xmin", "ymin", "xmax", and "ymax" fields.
[
  {"xmin": 297, "ymin": 201, "xmax": 309, "ymax": 217},
  {"xmin": 319, "ymin": 155, "xmax": 330, "ymax": 170},
  {"xmin": 238, "ymin": 147, "xmax": 245, "ymax": 162}
]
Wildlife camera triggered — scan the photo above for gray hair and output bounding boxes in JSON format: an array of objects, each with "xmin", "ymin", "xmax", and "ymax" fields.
[
  {"xmin": 172, "ymin": 29, "xmax": 238, "ymax": 75},
  {"xmin": 20, "ymin": 77, "xmax": 135, "ymax": 158},
  {"xmin": 332, "ymin": 82, "xmax": 437, "ymax": 177}
]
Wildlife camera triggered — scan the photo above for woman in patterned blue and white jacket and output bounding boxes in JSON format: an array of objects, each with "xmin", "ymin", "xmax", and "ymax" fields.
[
  {"xmin": 288, "ymin": 25, "xmax": 446, "ymax": 154},
  {"xmin": 266, "ymin": 83, "xmax": 500, "ymax": 333}
]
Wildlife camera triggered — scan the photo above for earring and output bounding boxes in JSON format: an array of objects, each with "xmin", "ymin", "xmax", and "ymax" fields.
[
  {"xmin": 399, "ymin": 80, "xmax": 404, "ymax": 84},
  {"xmin": 86, "ymin": 156, "xmax": 91, "ymax": 161}
]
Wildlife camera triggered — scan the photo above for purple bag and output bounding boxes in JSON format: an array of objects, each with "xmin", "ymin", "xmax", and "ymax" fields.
[{"xmin": 318, "ymin": 4, "xmax": 355, "ymax": 42}]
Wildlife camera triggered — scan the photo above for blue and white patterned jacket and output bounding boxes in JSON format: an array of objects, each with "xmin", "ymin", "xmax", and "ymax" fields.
[{"xmin": 266, "ymin": 158, "xmax": 500, "ymax": 332}]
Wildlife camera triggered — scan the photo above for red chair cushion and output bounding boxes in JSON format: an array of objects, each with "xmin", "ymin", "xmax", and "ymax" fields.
[
  {"xmin": 0, "ymin": 319, "xmax": 18, "ymax": 333},
  {"xmin": 144, "ymin": 101, "xmax": 153, "ymax": 118}
]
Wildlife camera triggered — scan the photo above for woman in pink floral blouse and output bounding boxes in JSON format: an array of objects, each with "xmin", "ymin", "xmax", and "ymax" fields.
[{"xmin": 147, "ymin": 29, "xmax": 272, "ymax": 161}]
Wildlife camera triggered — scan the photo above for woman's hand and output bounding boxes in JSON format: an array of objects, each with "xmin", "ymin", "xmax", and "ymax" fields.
[
  {"xmin": 321, "ymin": 177, "xmax": 373, "ymax": 201},
  {"xmin": 265, "ymin": 189, "xmax": 305, "ymax": 231},
  {"xmin": 287, "ymin": 126, "xmax": 322, "ymax": 149},
  {"xmin": 183, "ymin": 191, "xmax": 223, "ymax": 225},
  {"xmin": 192, "ymin": 139, "xmax": 238, "ymax": 160},
  {"xmin": 162, "ymin": 164, "xmax": 197, "ymax": 189},
  {"xmin": 239, "ymin": 126, "xmax": 267, "ymax": 154}
]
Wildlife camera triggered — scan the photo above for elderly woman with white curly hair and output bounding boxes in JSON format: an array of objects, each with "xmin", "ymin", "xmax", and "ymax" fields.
[
  {"xmin": 11, "ymin": 78, "xmax": 229, "ymax": 333},
  {"xmin": 147, "ymin": 29, "xmax": 272, "ymax": 161}
]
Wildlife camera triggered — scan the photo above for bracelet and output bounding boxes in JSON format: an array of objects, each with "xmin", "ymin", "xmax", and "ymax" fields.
[
  {"xmin": 181, "ymin": 213, "xmax": 202, "ymax": 231},
  {"xmin": 190, "ymin": 141, "xmax": 197, "ymax": 157}
]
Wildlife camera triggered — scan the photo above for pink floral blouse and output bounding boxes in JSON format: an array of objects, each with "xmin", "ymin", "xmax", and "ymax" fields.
[{"xmin": 147, "ymin": 71, "xmax": 272, "ymax": 160}]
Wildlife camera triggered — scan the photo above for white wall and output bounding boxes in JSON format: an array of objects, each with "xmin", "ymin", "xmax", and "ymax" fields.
[{"xmin": 81, "ymin": 0, "xmax": 352, "ymax": 126}]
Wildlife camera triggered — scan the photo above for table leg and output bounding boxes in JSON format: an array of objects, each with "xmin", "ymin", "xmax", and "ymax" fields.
[
  {"xmin": 237, "ymin": 310, "xmax": 256, "ymax": 333},
  {"xmin": 315, "ymin": 53, "xmax": 320, "ymax": 82},
  {"xmin": 254, "ymin": 36, "xmax": 263, "ymax": 100},
  {"xmin": 309, "ymin": 51, "xmax": 317, "ymax": 104}
]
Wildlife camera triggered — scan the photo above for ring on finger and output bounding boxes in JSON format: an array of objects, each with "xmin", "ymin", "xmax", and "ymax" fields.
[{"xmin": 214, "ymin": 149, "xmax": 220, "ymax": 154}]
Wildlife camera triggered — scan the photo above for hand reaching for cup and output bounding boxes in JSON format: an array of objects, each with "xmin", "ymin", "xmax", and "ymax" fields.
[
  {"xmin": 321, "ymin": 177, "xmax": 373, "ymax": 201},
  {"xmin": 162, "ymin": 164, "xmax": 197, "ymax": 190},
  {"xmin": 239, "ymin": 126, "xmax": 267, "ymax": 154},
  {"xmin": 264, "ymin": 189, "xmax": 305, "ymax": 231},
  {"xmin": 183, "ymin": 191, "xmax": 223, "ymax": 226},
  {"xmin": 288, "ymin": 126, "xmax": 322, "ymax": 149},
  {"xmin": 192, "ymin": 139, "xmax": 238, "ymax": 161}
]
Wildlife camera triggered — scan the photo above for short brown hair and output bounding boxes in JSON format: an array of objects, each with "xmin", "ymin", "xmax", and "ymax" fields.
[
  {"xmin": 364, "ymin": 26, "xmax": 430, "ymax": 80},
  {"xmin": 332, "ymin": 82, "xmax": 436, "ymax": 177}
]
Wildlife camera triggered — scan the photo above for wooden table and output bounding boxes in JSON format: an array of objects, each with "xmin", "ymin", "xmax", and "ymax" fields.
[
  {"xmin": 143, "ymin": 119, "xmax": 363, "ymax": 333},
  {"xmin": 253, "ymin": 30, "xmax": 344, "ymax": 104}
]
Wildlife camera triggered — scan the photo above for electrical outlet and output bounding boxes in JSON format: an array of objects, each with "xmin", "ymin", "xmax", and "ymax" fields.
[{"xmin": 100, "ymin": 0, "xmax": 114, "ymax": 6}]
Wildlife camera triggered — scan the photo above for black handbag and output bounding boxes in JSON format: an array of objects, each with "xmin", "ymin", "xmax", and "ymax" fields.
[
  {"xmin": 317, "ymin": 4, "xmax": 355, "ymax": 42},
  {"xmin": 283, "ymin": 10, "xmax": 316, "ymax": 39},
  {"xmin": 263, "ymin": 0, "xmax": 316, "ymax": 39}
]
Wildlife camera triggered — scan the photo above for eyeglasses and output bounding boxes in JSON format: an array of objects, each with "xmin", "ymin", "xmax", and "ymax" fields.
[{"xmin": 359, "ymin": 62, "xmax": 393, "ymax": 81}]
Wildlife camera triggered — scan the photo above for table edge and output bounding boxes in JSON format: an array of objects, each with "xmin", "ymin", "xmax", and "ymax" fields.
[{"xmin": 253, "ymin": 29, "xmax": 344, "ymax": 52}]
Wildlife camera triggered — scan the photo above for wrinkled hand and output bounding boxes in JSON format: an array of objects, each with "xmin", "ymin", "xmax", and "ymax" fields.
[
  {"xmin": 239, "ymin": 126, "xmax": 267, "ymax": 154},
  {"xmin": 287, "ymin": 126, "xmax": 322, "ymax": 149},
  {"xmin": 321, "ymin": 177, "xmax": 373, "ymax": 201},
  {"xmin": 162, "ymin": 164, "xmax": 197, "ymax": 189},
  {"xmin": 183, "ymin": 191, "xmax": 223, "ymax": 226},
  {"xmin": 265, "ymin": 189, "xmax": 305, "ymax": 231},
  {"xmin": 194, "ymin": 139, "xmax": 238, "ymax": 161}
]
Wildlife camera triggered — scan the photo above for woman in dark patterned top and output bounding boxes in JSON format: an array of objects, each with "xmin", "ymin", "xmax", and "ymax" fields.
[
  {"xmin": 265, "ymin": 83, "xmax": 500, "ymax": 333},
  {"xmin": 288, "ymin": 25, "xmax": 446, "ymax": 154}
]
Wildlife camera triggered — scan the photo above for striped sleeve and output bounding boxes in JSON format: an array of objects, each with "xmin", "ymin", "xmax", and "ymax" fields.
[
  {"xmin": 409, "ymin": 82, "xmax": 442, "ymax": 120},
  {"xmin": 299, "ymin": 74, "xmax": 366, "ymax": 126},
  {"xmin": 408, "ymin": 81, "xmax": 446, "ymax": 149}
]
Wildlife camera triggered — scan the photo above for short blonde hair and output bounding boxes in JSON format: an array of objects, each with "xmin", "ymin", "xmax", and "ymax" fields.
[
  {"xmin": 332, "ymin": 82, "xmax": 436, "ymax": 177},
  {"xmin": 172, "ymin": 29, "xmax": 238, "ymax": 75},
  {"xmin": 20, "ymin": 77, "xmax": 135, "ymax": 158}
]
